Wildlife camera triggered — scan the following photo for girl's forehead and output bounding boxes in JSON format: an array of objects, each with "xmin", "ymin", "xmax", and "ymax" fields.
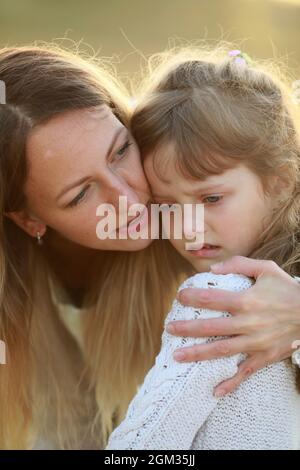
[
  {"xmin": 144, "ymin": 141, "xmax": 186, "ymax": 180},
  {"xmin": 145, "ymin": 157, "xmax": 260, "ymax": 195}
]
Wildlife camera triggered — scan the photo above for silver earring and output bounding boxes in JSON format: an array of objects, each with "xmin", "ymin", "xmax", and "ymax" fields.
[{"xmin": 36, "ymin": 231, "xmax": 44, "ymax": 245}]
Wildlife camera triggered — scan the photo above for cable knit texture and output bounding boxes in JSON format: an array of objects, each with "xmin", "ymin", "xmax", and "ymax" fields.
[{"xmin": 106, "ymin": 272, "xmax": 300, "ymax": 450}]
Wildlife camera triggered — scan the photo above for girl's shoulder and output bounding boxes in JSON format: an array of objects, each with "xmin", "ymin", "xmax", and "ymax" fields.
[
  {"xmin": 164, "ymin": 272, "xmax": 254, "ymax": 327},
  {"xmin": 178, "ymin": 271, "xmax": 254, "ymax": 293}
]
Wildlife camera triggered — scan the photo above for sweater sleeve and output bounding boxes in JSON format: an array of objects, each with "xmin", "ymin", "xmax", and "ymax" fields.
[{"xmin": 106, "ymin": 272, "xmax": 254, "ymax": 450}]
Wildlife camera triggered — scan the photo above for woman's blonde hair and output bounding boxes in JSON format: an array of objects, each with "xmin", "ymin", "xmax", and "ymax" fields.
[
  {"xmin": 131, "ymin": 45, "xmax": 300, "ymax": 391},
  {"xmin": 0, "ymin": 45, "xmax": 192, "ymax": 449}
]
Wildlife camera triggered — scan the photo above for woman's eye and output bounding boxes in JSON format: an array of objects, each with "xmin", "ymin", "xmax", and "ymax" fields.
[
  {"xmin": 114, "ymin": 140, "xmax": 133, "ymax": 160},
  {"xmin": 203, "ymin": 195, "xmax": 223, "ymax": 204},
  {"xmin": 68, "ymin": 186, "xmax": 90, "ymax": 208}
]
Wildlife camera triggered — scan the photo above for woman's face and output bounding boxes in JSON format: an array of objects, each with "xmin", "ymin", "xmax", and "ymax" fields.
[{"xmin": 16, "ymin": 105, "xmax": 152, "ymax": 250}]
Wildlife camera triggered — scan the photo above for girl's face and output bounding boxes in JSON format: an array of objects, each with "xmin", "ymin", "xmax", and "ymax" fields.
[
  {"xmin": 144, "ymin": 143, "xmax": 275, "ymax": 272},
  {"xmin": 9, "ymin": 105, "xmax": 152, "ymax": 251}
]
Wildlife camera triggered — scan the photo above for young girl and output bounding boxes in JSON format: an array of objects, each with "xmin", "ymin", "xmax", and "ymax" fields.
[{"xmin": 106, "ymin": 48, "xmax": 300, "ymax": 450}]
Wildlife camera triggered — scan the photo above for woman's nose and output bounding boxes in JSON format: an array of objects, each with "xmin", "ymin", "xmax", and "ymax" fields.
[
  {"xmin": 117, "ymin": 184, "xmax": 142, "ymax": 208},
  {"xmin": 104, "ymin": 176, "xmax": 142, "ymax": 208}
]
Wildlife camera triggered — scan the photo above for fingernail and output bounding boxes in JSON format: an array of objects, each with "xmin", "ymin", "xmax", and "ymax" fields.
[
  {"xmin": 214, "ymin": 388, "xmax": 226, "ymax": 397},
  {"xmin": 166, "ymin": 323, "xmax": 175, "ymax": 334},
  {"xmin": 176, "ymin": 292, "xmax": 186, "ymax": 304},
  {"xmin": 173, "ymin": 351, "xmax": 186, "ymax": 361},
  {"xmin": 211, "ymin": 262, "xmax": 223, "ymax": 272}
]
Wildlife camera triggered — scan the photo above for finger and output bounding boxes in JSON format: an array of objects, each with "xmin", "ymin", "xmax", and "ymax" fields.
[
  {"xmin": 177, "ymin": 287, "xmax": 245, "ymax": 314},
  {"xmin": 166, "ymin": 317, "xmax": 244, "ymax": 337},
  {"xmin": 213, "ymin": 355, "xmax": 262, "ymax": 397},
  {"xmin": 212, "ymin": 349, "xmax": 288, "ymax": 397},
  {"xmin": 210, "ymin": 255, "xmax": 281, "ymax": 279},
  {"xmin": 173, "ymin": 336, "xmax": 252, "ymax": 362}
]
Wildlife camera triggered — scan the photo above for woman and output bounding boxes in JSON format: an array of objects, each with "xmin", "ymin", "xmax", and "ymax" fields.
[{"xmin": 0, "ymin": 45, "xmax": 299, "ymax": 449}]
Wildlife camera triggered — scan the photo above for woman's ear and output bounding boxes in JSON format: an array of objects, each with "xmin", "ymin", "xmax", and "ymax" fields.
[{"xmin": 4, "ymin": 210, "xmax": 46, "ymax": 239}]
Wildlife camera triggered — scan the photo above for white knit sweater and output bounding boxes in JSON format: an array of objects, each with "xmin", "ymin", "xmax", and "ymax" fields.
[{"xmin": 106, "ymin": 272, "xmax": 300, "ymax": 450}]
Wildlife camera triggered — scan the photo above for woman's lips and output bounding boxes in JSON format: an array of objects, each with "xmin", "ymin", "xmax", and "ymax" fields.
[
  {"xmin": 189, "ymin": 244, "xmax": 221, "ymax": 258},
  {"xmin": 117, "ymin": 205, "xmax": 149, "ymax": 236}
]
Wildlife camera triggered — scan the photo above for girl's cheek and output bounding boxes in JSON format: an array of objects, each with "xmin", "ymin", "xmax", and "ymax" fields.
[{"xmin": 206, "ymin": 205, "xmax": 236, "ymax": 237}]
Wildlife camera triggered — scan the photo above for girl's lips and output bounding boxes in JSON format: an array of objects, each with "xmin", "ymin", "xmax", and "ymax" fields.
[{"xmin": 189, "ymin": 244, "xmax": 221, "ymax": 258}]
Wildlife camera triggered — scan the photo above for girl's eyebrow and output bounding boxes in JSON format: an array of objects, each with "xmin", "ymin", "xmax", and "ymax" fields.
[
  {"xmin": 183, "ymin": 184, "xmax": 226, "ymax": 196},
  {"xmin": 152, "ymin": 184, "xmax": 226, "ymax": 200}
]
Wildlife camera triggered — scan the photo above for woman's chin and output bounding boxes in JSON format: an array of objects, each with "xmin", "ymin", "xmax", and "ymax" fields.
[{"xmin": 93, "ymin": 236, "xmax": 153, "ymax": 252}]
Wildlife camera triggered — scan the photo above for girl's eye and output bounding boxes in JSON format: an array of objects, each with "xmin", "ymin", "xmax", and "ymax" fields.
[
  {"xmin": 68, "ymin": 185, "xmax": 90, "ymax": 208},
  {"xmin": 203, "ymin": 195, "xmax": 223, "ymax": 204},
  {"xmin": 114, "ymin": 140, "xmax": 133, "ymax": 160}
]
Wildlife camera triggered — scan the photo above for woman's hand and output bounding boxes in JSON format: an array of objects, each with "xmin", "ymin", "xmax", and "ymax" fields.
[{"xmin": 166, "ymin": 256, "xmax": 300, "ymax": 397}]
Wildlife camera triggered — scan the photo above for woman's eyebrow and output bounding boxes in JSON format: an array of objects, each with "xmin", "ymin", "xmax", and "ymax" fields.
[{"xmin": 55, "ymin": 126, "xmax": 126, "ymax": 202}]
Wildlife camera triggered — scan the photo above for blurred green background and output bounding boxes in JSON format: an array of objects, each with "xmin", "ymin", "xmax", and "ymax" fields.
[{"xmin": 0, "ymin": 0, "xmax": 299, "ymax": 79}]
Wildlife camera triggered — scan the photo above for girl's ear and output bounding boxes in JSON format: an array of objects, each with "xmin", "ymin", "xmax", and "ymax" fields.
[
  {"xmin": 4, "ymin": 210, "xmax": 46, "ymax": 239},
  {"xmin": 268, "ymin": 170, "xmax": 294, "ymax": 206}
]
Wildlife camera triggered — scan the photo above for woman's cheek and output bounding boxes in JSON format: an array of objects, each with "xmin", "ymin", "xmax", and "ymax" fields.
[
  {"xmin": 67, "ymin": 202, "xmax": 99, "ymax": 240},
  {"xmin": 169, "ymin": 237, "xmax": 185, "ymax": 255}
]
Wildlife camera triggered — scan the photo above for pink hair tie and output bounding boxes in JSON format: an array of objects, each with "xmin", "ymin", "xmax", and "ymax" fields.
[
  {"xmin": 292, "ymin": 80, "xmax": 300, "ymax": 105},
  {"xmin": 228, "ymin": 50, "xmax": 251, "ymax": 66}
]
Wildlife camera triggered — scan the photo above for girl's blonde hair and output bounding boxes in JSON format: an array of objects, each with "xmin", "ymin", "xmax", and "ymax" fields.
[
  {"xmin": 131, "ymin": 45, "xmax": 300, "ymax": 391},
  {"xmin": 0, "ymin": 45, "xmax": 192, "ymax": 449}
]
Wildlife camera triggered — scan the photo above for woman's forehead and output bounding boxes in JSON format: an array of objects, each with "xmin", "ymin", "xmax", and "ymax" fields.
[
  {"xmin": 24, "ymin": 106, "xmax": 123, "ymax": 199},
  {"xmin": 27, "ymin": 105, "xmax": 116, "ymax": 151},
  {"xmin": 27, "ymin": 106, "xmax": 121, "ymax": 165}
]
